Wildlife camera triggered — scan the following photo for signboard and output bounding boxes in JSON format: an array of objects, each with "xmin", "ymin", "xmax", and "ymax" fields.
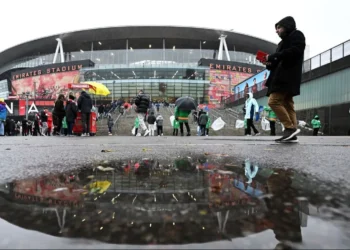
[
  {"xmin": 198, "ymin": 58, "xmax": 264, "ymax": 74},
  {"xmin": 9, "ymin": 60, "xmax": 94, "ymax": 100}
]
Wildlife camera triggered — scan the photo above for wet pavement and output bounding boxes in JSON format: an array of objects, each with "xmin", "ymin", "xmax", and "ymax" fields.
[{"xmin": 1, "ymin": 153, "xmax": 350, "ymax": 249}]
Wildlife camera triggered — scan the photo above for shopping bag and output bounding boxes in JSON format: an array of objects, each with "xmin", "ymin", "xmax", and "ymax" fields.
[
  {"xmin": 235, "ymin": 119, "xmax": 245, "ymax": 129},
  {"xmin": 170, "ymin": 115, "xmax": 175, "ymax": 127},
  {"xmin": 261, "ymin": 117, "xmax": 270, "ymax": 131},
  {"xmin": 211, "ymin": 117, "xmax": 225, "ymax": 131},
  {"xmin": 131, "ymin": 126, "xmax": 136, "ymax": 135}
]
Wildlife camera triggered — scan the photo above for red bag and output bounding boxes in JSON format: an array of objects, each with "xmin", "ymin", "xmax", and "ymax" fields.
[{"xmin": 256, "ymin": 50, "xmax": 268, "ymax": 63}]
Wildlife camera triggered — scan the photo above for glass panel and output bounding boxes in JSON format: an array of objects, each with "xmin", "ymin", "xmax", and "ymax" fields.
[
  {"xmin": 311, "ymin": 56, "xmax": 320, "ymax": 70},
  {"xmin": 331, "ymin": 45, "xmax": 343, "ymax": 62},
  {"xmin": 320, "ymin": 51, "xmax": 330, "ymax": 66},
  {"xmin": 344, "ymin": 41, "xmax": 350, "ymax": 57}
]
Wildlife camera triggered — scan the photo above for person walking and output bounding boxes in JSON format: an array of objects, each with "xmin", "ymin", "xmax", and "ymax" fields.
[
  {"xmin": 65, "ymin": 95, "xmax": 78, "ymax": 136},
  {"xmin": 244, "ymin": 93, "xmax": 260, "ymax": 136},
  {"xmin": 78, "ymin": 91, "xmax": 93, "ymax": 136},
  {"xmin": 264, "ymin": 106, "xmax": 277, "ymax": 136},
  {"xmin": 198, "ymin": 111, "xmax": 209, "ymax": 136},
  {"xmin": 52, "ymin": 94, "xmax": 66, "ymax": 135},
  {"xmin": 134, "ymin": 90, "xmax": 151, "ymax": 136},
  {"xmin": 264, "ymin": 16, "xmax": 306, "ymax": 142},
  {"xmin": 147, "ymin": 112, "xmax": 156, "ymax": 136},
  {"xmin": 311, "ymin": 115, "xmax": 321, "ymax": 136},
  {"xmin": 174, "ymin": 106, "xmax": 191, "ymax": 136},
  {"xmin": 156, "ymin": 114, "xmax": 164, "ymax": 136}
]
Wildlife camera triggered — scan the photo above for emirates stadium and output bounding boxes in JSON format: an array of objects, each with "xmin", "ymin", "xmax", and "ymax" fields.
[{"xmin": 0, "ymin": 26, "xmax": 276, "ymax": 116}]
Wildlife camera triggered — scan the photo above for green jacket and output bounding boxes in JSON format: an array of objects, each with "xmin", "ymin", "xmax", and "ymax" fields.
[
  {"xmin": 311, "ymin": 116, "xmax": 321, "ymax": 129},
  {"xmin": 173, "ymin": 119, "xmax": 180, "ymax": 129},
  {"xmin": 264, "ymin": 106, "xmax": 277, "ymax": 120},
  {"xmin": 174, "ymin": 106, "xmax": 191, "ymax": 123},
  {"xmin": 206, "ymin": 115, "xmax": 211, "ymax": 129},
  {"xmin": 62, "ymin": 117, "xmax": 67, "ymax": 129},
  {"xmin": 134, "ymin": 117, "xmax": 140, "ymax": 128}
]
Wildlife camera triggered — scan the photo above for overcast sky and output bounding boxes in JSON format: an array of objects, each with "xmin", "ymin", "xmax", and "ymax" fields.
[{"xmin": 0, "ymin": 0, "xmax": 349, "ymax": 58}]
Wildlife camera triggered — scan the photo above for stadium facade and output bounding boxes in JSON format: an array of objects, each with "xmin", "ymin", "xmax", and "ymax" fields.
[{"xmin": 0, "ymin": 26, "xmax": 277, "ymax": 116}]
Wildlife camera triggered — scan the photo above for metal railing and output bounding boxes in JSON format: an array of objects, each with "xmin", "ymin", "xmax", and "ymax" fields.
[{"xmin": 303, "ymin": 39, "xmax": 350, "ymax": 72}]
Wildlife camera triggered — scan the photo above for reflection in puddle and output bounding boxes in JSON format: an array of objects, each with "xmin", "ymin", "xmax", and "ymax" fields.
[{"xmin": 0, "ymin": 157, "xmax": 349, "ymax": 249}]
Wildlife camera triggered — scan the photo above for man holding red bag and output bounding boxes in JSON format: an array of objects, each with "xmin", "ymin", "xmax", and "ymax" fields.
[{"xmin": 262, "ymin": 16, "xmax": 306, "ymax": 142}]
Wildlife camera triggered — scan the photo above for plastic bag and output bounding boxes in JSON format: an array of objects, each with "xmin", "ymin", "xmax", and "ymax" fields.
[
  {"xmin": 261, "ymin": 117, "xmax": 270, "ymax": 131},
  {"xmin": 298, "ymin": 120, "xmax": 307, "ymax": 127},
  {"xmin": 170, "ymin": 115, "xmax": 175, "ymax": 127},
  {"xmin": 211, "ymin": 117, "xmax": 225, "ymax": 131},
  {"xmin": 235, "ymin": 119, "xmax": 245, "ymax": 129},
  {"xmin": 131, "ymin": 126, "xmax": 136, "ymax": 135}
]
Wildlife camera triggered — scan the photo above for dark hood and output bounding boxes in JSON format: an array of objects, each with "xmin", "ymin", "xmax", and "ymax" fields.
[
  {"xmin": 81, "ymin": 91, "xmax": 91, "ymax": 99},
  {"xmin": 275, "ymin": 16, "xmax": 296, "ymax": 33}
]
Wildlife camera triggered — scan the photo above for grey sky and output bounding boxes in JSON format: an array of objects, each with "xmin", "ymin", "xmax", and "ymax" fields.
[{"xmin": 0, "ymin": 0, "xmax": 349, "ymax": 58}]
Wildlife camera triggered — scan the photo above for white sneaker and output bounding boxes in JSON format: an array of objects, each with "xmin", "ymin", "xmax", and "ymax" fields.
[
  {"xmin": 81, "ymin": 133, "xmax": 86, "ymax": 137},
  {"xmin": 136, "ymin": 133, "xmax": 141, "ymax": 137},
  {"xmin": 144, "ymin": 130, "xmax": 150, "ymax": 136}
]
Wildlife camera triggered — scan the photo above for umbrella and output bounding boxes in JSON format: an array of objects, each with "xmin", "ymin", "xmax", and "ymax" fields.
[
  {"xmin": 175, "ymin": 96, "xmax": 197, "ymax": 111},
  {"xmin": 82, "ymin": 81, "xmax": 110, "ymax": 96}
]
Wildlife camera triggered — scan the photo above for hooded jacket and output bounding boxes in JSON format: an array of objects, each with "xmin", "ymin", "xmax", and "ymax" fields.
[
  {"xmin": 311, "ymin": 115, "xmax": 321, "ymax": 129},
  {"xmin": 78, "ymin": 91, "xmax": 93, "ymax": 113},
  {"xmin": 156, "ymin": 115, "xmax": 164, "ymax": 126},
  {"xmin": 265, "ymin": 16, "xmax": 306, "ymax": 97},
  {"xmin": 244, "ymin": 93, "xmax": 259, "ymax": 120}
]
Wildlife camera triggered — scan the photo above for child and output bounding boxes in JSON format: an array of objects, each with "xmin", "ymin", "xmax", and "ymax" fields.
[
  {"xmin": 173, "ymin": 118, "xmax": 179, "ymax": 136},
  {"xmin": 156, "ymin": 114, "xmax": 164, "ymax": 136},
  {"xmin": 134, "ymin": 116, "xmax": 140, "ymax": 136},
  {"xmin": 107, "ymin": 114, "xmax": 114, "ymax": 135}
]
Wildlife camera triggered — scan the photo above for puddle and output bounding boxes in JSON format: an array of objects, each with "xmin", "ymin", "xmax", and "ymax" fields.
[{"xmin": 0, "ymin": 157, "xmax": 349, "ymax": 249}]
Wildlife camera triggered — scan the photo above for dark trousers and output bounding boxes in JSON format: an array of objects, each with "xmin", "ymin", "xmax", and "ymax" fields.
[
  {"xmin": 81, "ymin": 112, "xmax": 91, "ymax": 134},
  {"xmin": 135, "ymin": 128, "xmax": 138, "ymax": 136},
  {"xmin": 173, "ymin": 128, "xmax": 178, "ymax": 136},
  {"xmin": 22, "ymin": 126, "xmax": 28, "ymax": 136},
  {"xmin": 313, "ymin": 128, "xmax": 319, "ymax": 136},
  {"xmin": 200, "ymin": 125, "xmax": 206, "ymax": 136},
  {"xmin": 67, "ymin": 121, "xmax": 74, "ymax": 135},
  {"xmin": 269, "ymin": 121, "xmax": 276, "ymax": 136},
  {"xmin": 245, "ymin": 119, "xmax": 259, "ymax": 135},
  {"xmin": 206, "ymin": 128, "xmax": 209, "ymax": 136},
  {"xmin": 157, "ymin": 126, "xmax": 163, "ymax": 135},
  {"xmin": 108, "ymin": 126, "xmax": 112, "ymax": 133},
  {"xmin": 53, "ymin": 115, "xmax": 63, "ymax": 135},
  {"xmin": 180, "ymin": 122, "xmax": 190, "ymax": 135}
]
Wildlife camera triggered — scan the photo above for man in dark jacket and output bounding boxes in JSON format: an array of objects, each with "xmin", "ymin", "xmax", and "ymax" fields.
[
  {"xmin": 264, "ymin": 16, "xmax": 305, "ymax": 142},
  {"xmin": 53, "ymin": 94, "xmax": 66, "ymax": 135},
  {"xmin": 78, "ymin": 91, "xmax": 93, "ymax": 136},
  {"xmin": 134, "ymin": 90, "xmax": 150, "ymax": 136}
]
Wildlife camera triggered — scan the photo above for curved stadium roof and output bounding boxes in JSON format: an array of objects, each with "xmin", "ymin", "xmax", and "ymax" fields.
[{"xmin": 0, "ymin": 26, "xmax": 277, "ymax": 67}]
